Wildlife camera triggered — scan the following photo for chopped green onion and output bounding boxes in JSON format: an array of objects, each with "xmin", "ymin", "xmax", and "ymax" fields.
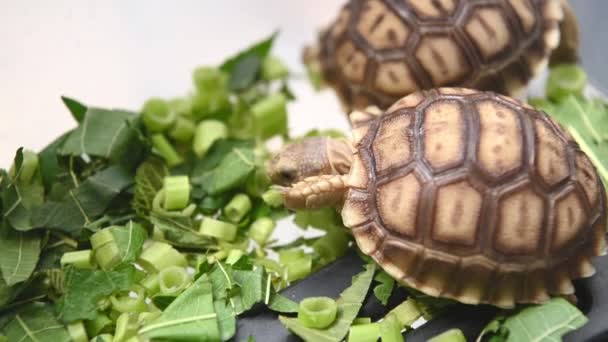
[
  {"xmin": 225, "ymin": 249, "xmax": 244, "ymax": 264},
  {"xmin": 279, "ymin": 248, "xmax": 306, "ymax": 263},
  {"xmin": 91, "ymin": 226, "xmax": 144, "ymax": 271},
  {"xmin": 348, "ymin": 323, "xmax": 380, "ymax": 342},
  {"xmin": 142, "ymin": 98, "xmax": 176, "ymax": 133},
  {"xmin": 90, "ymin": 334, "xmax": 113, "ymax": 342},
  {"xmin": 312, "ymin": 229, "xmax": 350, "ymax": 262},
  {"xmin": 251, "ymin": 93, "xmax": 288, "ymax": 139},
  {"xmin": 193, "ymin": 67, "xmax": 228, "ymax": 92},
  {"xmin": 19, "ymin": 149, "xmax": 39, "ymax": 183},
  {"xmin": 138, "ymin": 241, "xmax": 187, "ymax": 272},
  {"xmin": 389, "ymin": 299, "xmax": 422, "ymax": 328},
  {"xmin": 169, "ymin": 97, "xmax": 193, "ymax": 117},
  {"xmin": 158, "ymin": 266, "xmax": 191, "ymax": 296},
  {"xmin": 380, "ymin": 314, "xmax": 404, "ymax": 342},
  {"xmin": 140, "ymin": 273, "xmax": 160, "ymax": 296},
  {"xmin": 163, "ymin": 175, "xmax": 191, "ymax": 210},
  {"xmin": 298, "ymin": 297, "xmax": 338, "ymax": 329},
  {"xmin": 191, "ymin": 91, "xmax": 231, "ymax": 121},
  {"xmin": 262, "ymin": 55, "xmax": 289, "ymax": 81},
  {"xmin": 283, "ymin": 257, "xmax": 312, "ymax": 283},
  {"xmin": 353, "ymin": 317, "xmax": 372, "ymax": 325},
  {"xmin": 248, "ymin": 217, "xmax": 276, "ymax": 246},
  {"xmin": 60, "ymin": 250, "xmax": 93, "ymax": 269},
  {"xmin": 113, "ymin": 313, "xmax": 138, "ymax": 342},
  {"xmin": 110, "ymin": 286, "xmax": 147, "ymax": 313},
  {"xmin": 262, "ymin": 188, "xmax": 284, "ymax": 207},
  {"xmin": 199, "ymin": 217, "xmax": 237, "ymax": 242},
  {"xmin": 169, "ymin": 116, "xmax": 196, "ymax": 142},
  {"xmin": 151, "ymin": 134, "xmax": 184, "ymax": 167},
  {"xmin": 547, "ymin": 64, "xmax": 587, "ymax": 101},
  {"xmin": 428, "ymin": 329, "xmax": 467, "ymax": 342},
  {"xmin": 125, "ymin": 336, "xmax": 142, "ymax": 342},
  {"xmin": 67, "ymin": 321, "xmax": 88, "ymax": 342},
  {"xmin": 193, "ymin": 119, "xmax": 228, "ymax": 157},
  {"xmin": 85, "ymin": 312, "xmax": 112, "ymax": 337},
  {"xmin": 224, "ymin": 193, "xmax": 252, "ymax": 223}
]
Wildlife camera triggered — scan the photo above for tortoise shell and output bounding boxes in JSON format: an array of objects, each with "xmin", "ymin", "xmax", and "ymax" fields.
[
  {"xmin": 342, "ymin": 88, "xmax": 607, "ymax": 308},
  {"xmin": 317, "ymin": 0, "xmax": 564, "ymax": 111}
]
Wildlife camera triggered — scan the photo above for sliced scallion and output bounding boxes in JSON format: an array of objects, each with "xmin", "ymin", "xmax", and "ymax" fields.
[{"xmin": 298, "ymin": 297, "xmax": 338, "ymax": 329}]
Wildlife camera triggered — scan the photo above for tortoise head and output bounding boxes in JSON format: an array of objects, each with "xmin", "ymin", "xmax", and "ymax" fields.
[{"xmin": 268, "ymin": 136, "xmax": 352, "ymax": 186}]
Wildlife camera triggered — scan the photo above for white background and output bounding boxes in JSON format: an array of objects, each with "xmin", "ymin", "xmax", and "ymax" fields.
[{"xmin": 0, "ymin": 0, "xmax": 349, "ymax": 167}]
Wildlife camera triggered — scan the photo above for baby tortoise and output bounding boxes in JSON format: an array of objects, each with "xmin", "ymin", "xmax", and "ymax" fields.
[
  {"xmin": 306, "ymin": 0, "xmax": 579, "ymax": 112},
  {"xmin": 269, "ymin": 88, "xmax": 606, "ymax": 308}
]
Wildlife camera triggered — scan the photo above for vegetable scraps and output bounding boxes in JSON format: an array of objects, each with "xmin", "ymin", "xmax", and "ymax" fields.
[{"xmin": 0, "ymin": 29, "xmax": 599, "ymax": 342}]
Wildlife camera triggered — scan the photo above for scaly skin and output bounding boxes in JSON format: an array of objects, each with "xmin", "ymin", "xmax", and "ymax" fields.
[{"xmin": 268, "ymin": 137, "xmax": 353, "ymax": 209}]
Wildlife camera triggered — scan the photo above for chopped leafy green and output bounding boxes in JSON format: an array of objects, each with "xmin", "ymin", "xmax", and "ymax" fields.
[
  {"xmin": 373, "ymin": 271, "xmax": 395, "ymax": 306},
  {"xmin": 105, "ymin": 221, "xmax": 148, "ymax": 265},
  {"xmin": 132, "ymin": 158, "xmax": 167, "ymax": 218},
  {"xmin": 0, "ymin": 226, "xmax": 41, "ymax": 286},
  {"xmin": 220, "ymin": 32, "xmax": 277, "ymax": 91},
  {"xmin": 61, "ymin": 96, "xmax": 87, "ymax": 124},
  {"xmin": 192, "ymin": 140, "xmax": 256, "ymax": 195},
  {"xmin": 139, "ymin": 275, "xmax": 221, "ymax": 341},
  {"xmin": 57, "ymin": 265, "xmax": 136, "ymax": 322},
  {"xmin": 279, "ymin": 264, "xmax": 376, "ymax": 342},
  {"xmin": 1, "ymin": 302, "xmax": 71, "ymax": 342},
  {"xmin": 477, "ymin": 298, "xmax": 587, "ymax": 342},
  {"xmin": 32, "ymin": 165, "xmax": 134, "ymax": 234},
  {"xmin": 268, "ymin": 293, "xmax": 299, "ymax": 314},
  {"xmin": 60, "ymin": 107, "xmax": 145, "ymax": 168}
]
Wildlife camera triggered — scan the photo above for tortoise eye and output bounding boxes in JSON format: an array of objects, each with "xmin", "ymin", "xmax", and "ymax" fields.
[{"xmin": 280, "ymin": 169, "xmax": 296, "ymax": 182}]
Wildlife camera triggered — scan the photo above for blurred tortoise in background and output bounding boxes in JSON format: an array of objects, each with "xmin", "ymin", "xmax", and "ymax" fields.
[
  {"xmin": 269, "ymin": 88, "xmax": 606, "ymax": 308},
  {"xmin": 305, "ymin": 0, "xmax": 579, "ymax": 113}
]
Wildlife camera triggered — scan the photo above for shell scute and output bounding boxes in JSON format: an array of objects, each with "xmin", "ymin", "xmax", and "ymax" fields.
[
  {"xmin": 357, "ymin": 0, "xmax": 410, "ymax": 50},
  {"xmin": 422, "ymin": 100, "xmax": 467, "ymax": 172}
]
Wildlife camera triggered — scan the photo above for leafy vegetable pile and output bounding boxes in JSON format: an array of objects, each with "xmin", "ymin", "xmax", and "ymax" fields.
[{"xmin": 0, "ymin": 32, "xmax": 602, "ymax": 342}]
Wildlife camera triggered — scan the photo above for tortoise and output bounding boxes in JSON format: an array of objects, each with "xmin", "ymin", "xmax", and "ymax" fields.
[
  {"xmin": 306, "ymin": 0, "xmax": 580, "ymax": 113},
  {"xmin": 268, "ymin": 88, "xmax": 606, "ymax": 308}
]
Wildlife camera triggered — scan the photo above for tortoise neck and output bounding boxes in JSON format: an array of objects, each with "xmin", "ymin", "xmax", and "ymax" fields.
[{"xmin": 326, "ymin": 138, "xmax": 353, "ymax": 176}]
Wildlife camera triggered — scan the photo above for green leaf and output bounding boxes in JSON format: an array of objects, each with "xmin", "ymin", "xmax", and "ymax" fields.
[
  {"xmin": 61, "ymin": 96, "xmax": 87, "ymax": 123},
  {"xmin": 132, "ymin": 158, "xmax": 167, "ymax": 218},
  {"xmin": 38, "ymin": 133, "xmax": 70, "ymax": 192},
  {"xmin": 220, "ymin": 32, "xmax": 277, "ymax": 91},
  {"xmin": 0, "ymin": 226, "xmax": 41, "ymax": 286},
  {"xmin": 59, "ymin": 107, "xmax": 145, "ymax": 168},
  {"xmin": 233, "ymin": 266, "xmax": 265, "ymax": 312},
  {"xmin": 139, "ymin": 274, "xmax": 221, "ymax": 341},
  {"xmin": 109, "ymin": 221, "xmax": 148, "ymax": 265},
  {"xmin": 294, "ymin": 208, "xmax": 343, "ymax": 231},
  {"xmin": 1, "ymin": 302, "xmax": 71, "ymax": 342},
  {"xmin": 0, "ymin": 277, "xmax": 18, "ymax": 310},
  {"xmin": 373, "ymin": 271, "xmax": 395, "ymax": 306},
  {"xmin": 57, "ymin": 265, "xmax": 136, "ymax": 322},
  {"xmin": 268, "ymin": 293, "xmax": 299, "ymax": 314},
  {"xmin": 214, "ymin": 299, "xmax": 236, "ymax": 341},
  {"xmin": 279, "ymin": 263, "xmax": 376, "ymax": 342},
  {"xmin": 2, "ymin": 149, "xmax": 45, "ymax": 231},
  {"xmin": 477, "ymin": 298, "xmax": 587, "ymax": 342},
  {"xmin": 32, "ymin": 166, "xmax": 133, "ymax": 234},
  {"xmin": 192, "ymin": 140, "xmax": 256, "ymax": 195}
]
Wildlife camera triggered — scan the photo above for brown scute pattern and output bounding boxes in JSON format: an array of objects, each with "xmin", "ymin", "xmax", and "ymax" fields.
[
  {"xmin": 465, "ymin": 6, "xmax": 512, "ymax": 61},
  {"xmin": 318, "ymin": 0, "xmax": 563, "ymax": 111},
  {"xmin": 433, "ymin": 180, "xmax": 482, "ymax": 246},
  {"xmin": 495, "ymin": 186, "xmax": 544, "ymax": 255},
  {"xmin": 373, "ymin": 114, "xmax": 413, "ymax": 172},
  {"xmin": 375, "ymin": 61, "xmax": 417, "ymax": 95},
  {"xmin": 552, "ymin": 189, "xmax": 586, "ymax": 252},
  {"xmin": 345, "ymin": 88, "xmax": 607, "ymax": 307},
  {"xmin": 534, "ymin": 119, "xmax": 569, "ymax": 187},
  {"xmin": 406, "ymin": 0, "xmax": 457, "ymax": 19},
  {"xmin": 422, "ymin": 101, "xmax": 466, "ymax": 171},
  {"xmin": 575, "ymin": 152, "xmax": 599, "ymax": 208},
  {"xmin": 508, "ymin": 0, "xmax": 536, "ymax": 33},
  {"xmin": 415, "ymin": 35, "xmax": 471, "ymax": 86},
  {"xmin": 357, "ymin": 0, "xmax": 409, "ymax": 50},
  {"xmin": 336, "ymin": 41, "xmax": 367, "ymax": 83},
  {"xmin": 476, "ymin": 100, "xmax": 523, "ymax": 180},
  {"xmin": 376, "ymin": 173, "xmax": 421, "ymax": 237}
]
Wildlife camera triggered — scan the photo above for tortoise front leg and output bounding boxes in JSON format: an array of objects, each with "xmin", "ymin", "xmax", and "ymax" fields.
[{"xmin": 280, "ymin": 175, "xmax": 349, "ymax": 210}]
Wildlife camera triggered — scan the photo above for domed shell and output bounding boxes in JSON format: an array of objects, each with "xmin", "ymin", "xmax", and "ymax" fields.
[
  {"xmin": 318, "ymin": 0, "xmax": 564, "ymax": 111},
  {"xmin": 342, "ymin": 88, "xmax": 607, "ymax": 308}
]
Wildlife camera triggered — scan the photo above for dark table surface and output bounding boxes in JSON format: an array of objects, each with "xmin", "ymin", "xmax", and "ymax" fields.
[{"xmin": 571, "ymin": 0, "xmax": 608, "ymax": 91}]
